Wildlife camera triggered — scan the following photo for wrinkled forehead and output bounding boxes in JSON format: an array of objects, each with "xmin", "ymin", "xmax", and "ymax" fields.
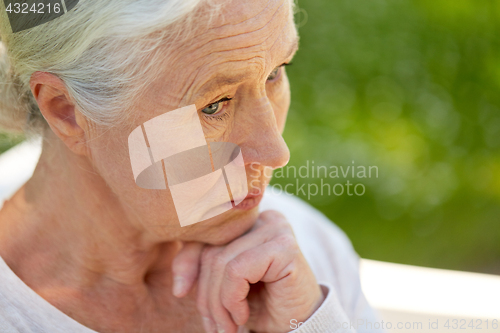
[
  {"xmin": 216, "ymin": 0, "xmax": 294, "ymax": 26},
  {"xmin": 211, "ymin": 0, "xmax": 297, "ymax": 54},
  {"xmin": 175, "ymin": 0, "xmax": 297, "ymax": 59},
  {"xmin": 185, "ymin": 0, "xmax": 296, "ymax": 82},
  {"xmin": 134, "ymin": 0, "xmax": 297, "ymax": 117}
]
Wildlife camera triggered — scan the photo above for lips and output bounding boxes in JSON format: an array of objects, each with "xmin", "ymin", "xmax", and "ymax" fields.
[{"xmin": 233, "ymin": 190, "xmax": 265, "ymax": 211}]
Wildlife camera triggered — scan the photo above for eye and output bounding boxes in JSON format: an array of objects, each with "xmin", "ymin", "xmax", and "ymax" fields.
[
  {"xmin": 202, "ymin": 102, "xmax": 222, "ymax": 115},
  {"xmin": 267, "ymin": 63, "xmax": 292, "ymax": 82},
  {"xmin": 267, "ymin": 67, "xmax": 281, "ymax": 81},
  {"xmin": 201, "ymin": 97, "xmax": 232, "ymax": 115}
]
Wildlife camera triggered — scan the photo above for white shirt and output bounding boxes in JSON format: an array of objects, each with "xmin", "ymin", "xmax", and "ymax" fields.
[{"xmin": 0, "ymin": 142, "xmax": 382, "ymax": 332}]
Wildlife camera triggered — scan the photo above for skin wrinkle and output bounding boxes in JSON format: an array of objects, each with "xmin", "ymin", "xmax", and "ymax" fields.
[
  {"xmin": 202, "ymin": 0, "xmax": 286, "ymax": 54},
  {"xmin": 216, "ymin": 0, "xmax": 274, "ymax": 28},
  {"xmin": 214, "ymin": 0, "xmax": 285, "ymax": 40},
  {"xmin": 188, "ymin": 58, "xmax": 261, "ymax": 105},
  {"xmin": 0, "ymin": 0, "xmax": 316, "ymax": 332},
  {"xmin": 177, "ymin": 0, "xmax": 292, "ymax": 215},
  {"xmin": 192, "ymin": 33, "xmax": 298, "ymax": 105},
  {"xmin": 199, "ymin": 9, "xmax": 288, "ymax": 71},
  {"xmin": 176, "ymin": 0, "xmax": 290, "ymax": 103},
  {"xmin": 195, "ymin": 38, "xmax": 295, "ymax": 105},
  {"xmin": 266, "ymin": 19, "xmax": 299, "ymax": 68}
]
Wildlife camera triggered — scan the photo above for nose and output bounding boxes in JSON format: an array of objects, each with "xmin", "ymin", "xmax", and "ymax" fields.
[{"xmin": 235, "ymin": 95, "xmax": 290, "ymax": 170}]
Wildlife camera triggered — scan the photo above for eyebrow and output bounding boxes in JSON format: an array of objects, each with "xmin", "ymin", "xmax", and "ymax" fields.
[{"xmin": 197, "ymin": 37, "xmax": 300, "ymax": 101}]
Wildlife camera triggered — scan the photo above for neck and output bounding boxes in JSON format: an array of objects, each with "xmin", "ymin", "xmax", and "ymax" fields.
[{"xmin": 0, "ymin": 132, "xmax": 180, "ymax": 291}]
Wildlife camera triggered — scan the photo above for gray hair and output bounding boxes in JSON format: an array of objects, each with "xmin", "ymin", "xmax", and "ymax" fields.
[{"xmin": 0, "ymin": 0, "xmax": 214, "ymax": 133}]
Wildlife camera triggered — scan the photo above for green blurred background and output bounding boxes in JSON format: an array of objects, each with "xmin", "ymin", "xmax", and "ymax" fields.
[
  {"xmin": 1, "ymin": 0, "xmax": 499, "ymax": 273},
  {"xmin": 275, "ymin": 0, "xmax": 500, "ymax": 274}
]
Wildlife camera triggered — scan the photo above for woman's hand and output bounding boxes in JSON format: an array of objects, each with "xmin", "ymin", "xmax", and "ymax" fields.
[{"xmin": 171, "ymin": 211, "xmax": 325, "ymax": 333}]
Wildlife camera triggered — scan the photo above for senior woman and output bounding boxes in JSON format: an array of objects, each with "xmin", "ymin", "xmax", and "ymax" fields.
[{"xmin": 0, "ymin": 0, "xmax": 381, "ymax": 332}]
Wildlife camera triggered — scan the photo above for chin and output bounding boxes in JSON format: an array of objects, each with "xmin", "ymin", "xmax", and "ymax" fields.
[{"xmin": 185, "ymin": 206, "xmax": 260, "ymax": 245}]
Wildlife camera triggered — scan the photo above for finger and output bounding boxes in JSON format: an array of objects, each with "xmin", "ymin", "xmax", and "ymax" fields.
[
  {"xmin": 208, "ymin": 268, "xmax": 238, "ymax": 333},
  {"xmin": 171, "ymin": 242, "xmax": 204, "ymax": 298},
  {"xmin": 197, "ymin": 246, "xmax": 221, "ymax": 333},
  {"xmin": 203, "ymin": 214, "xmax": 293, "ymax": 332},
  {"xmin": 204, "ymin": 234, "xmax": 270, "ymax": 332},
  {"xmin": 256, "ymin": 210, "xmax": 289, "ymax": 229},
  {"xmin": 221, "ymin": 235, "xmax": 298, "ymax": 325},
  {"xmin": 207, "ymin": 254, "xmax": 240, "ymax": 333},
  {"xmin": 221, "ymin": 211, "xmax": 288, "ymax": 257}
]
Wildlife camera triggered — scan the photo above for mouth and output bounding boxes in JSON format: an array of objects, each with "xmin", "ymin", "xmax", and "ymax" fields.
[{"xmin": 232, "ymin": 190, "xmax": 265, "ymax": 211}]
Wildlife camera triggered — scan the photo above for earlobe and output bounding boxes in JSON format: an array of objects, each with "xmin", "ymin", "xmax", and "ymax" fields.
[{"xmin": 30, "ymin": 72, "xmax": 88, "ymax": 155}]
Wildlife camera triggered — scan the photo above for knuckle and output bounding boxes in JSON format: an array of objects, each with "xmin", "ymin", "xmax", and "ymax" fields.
[
  {"xmin": 274, "ymin": 233, "xmax": 298, "ymax": 251},
  {"xmin": 221, "ymin": 296, "xmax": 232, "ymax": 311},
  {"xmin": 258, "ymin": 210, "xmax": 291, "ymax": 231},
  {"xmin": 220, "ymin": 289, "xmax": 236, "ymax": 309},
  {"xmin": 259, "ymin": 210, "xmax": 285, "ymax": 222},
  {"xmin": 213, "ymin": 252, "xmax": 229, "ymax": 269},
  {"xmin": 226, "ymin": 258, "xmax": 243, "ymax": 280},
  {"xmin": 278, "ymin": 219, "xmax": 294, "ymax": 232}
]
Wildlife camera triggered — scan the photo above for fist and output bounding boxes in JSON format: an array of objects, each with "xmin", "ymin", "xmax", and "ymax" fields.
[{"xmin": 171, "ymin": 211, "xmax": 325, "ymax": 333}]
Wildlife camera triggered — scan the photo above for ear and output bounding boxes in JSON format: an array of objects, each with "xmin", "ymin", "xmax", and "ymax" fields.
[{"xmin": 30, "ymin": 72, "xmax": 89, "ymax": 156}]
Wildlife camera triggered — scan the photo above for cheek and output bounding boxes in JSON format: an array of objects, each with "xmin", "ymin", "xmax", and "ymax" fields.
[
  {"xmin": 268, "ymin": 72, "xmax": 291, "ymax": 133},
  {"xmin": 88, "ymin": 130, "xmax": 137, "ymax": 190},
  {"xmin": 87, "ymin": 129, "xmax": 179, "ymax": 227}
]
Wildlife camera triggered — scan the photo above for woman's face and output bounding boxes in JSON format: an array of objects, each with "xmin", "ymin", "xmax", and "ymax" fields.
[{"xmin": 85, "ymin": 0, "xmax": 298, "ymax": 244}]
